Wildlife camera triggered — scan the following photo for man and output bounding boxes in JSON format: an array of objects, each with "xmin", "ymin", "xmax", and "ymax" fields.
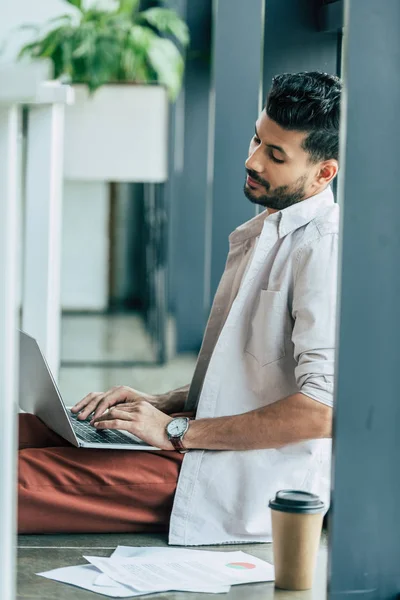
[{"xmin": 19, "ymin": 71, "xmax": 341, "ymax": 546}]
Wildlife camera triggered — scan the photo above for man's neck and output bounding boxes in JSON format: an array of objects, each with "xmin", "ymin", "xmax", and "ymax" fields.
[{"xmin": 266, "ymin": 185, "xmax": 330, "ymax": 215}]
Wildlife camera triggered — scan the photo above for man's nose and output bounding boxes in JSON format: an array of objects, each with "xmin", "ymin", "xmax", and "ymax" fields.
[{"xmin": 245, "ymin": 148, "xmax": 264, "ymax": 174}]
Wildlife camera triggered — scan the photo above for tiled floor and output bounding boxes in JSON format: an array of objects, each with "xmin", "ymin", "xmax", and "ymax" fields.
[
  {"xmin": 59, "ymin": 313, "xmax": 198, "ymax": 405},
  {"xmin": 59, "ymin": 355, "xmax": 198, "ymax": 407},
  {"xmin": 61, "ymin": 313, "xmax": 171, "ymax": 363},
  {"xmin": 17, "ymin": 532, "xmax": 328, "ymax": 599}
]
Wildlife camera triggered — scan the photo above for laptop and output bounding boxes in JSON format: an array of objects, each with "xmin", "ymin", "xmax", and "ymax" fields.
[{"xmin": 19, "ymin": 330, "xmax": 159, "ymax": 450}]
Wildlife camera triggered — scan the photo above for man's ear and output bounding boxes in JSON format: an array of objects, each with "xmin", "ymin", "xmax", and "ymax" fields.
[{"xmin": 316, "ymin": 160, "xmax": 339, "ymax": 186}]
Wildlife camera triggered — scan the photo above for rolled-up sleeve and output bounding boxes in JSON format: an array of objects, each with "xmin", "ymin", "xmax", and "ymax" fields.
[{"xmin": 291, "ymin": 232, "xmax": 339, "ymax": 407}]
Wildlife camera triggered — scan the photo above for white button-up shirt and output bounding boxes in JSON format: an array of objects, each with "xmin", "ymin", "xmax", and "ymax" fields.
[{"xmin": 169, "ymin": 185, "xmax": 339, "ymax": 546}]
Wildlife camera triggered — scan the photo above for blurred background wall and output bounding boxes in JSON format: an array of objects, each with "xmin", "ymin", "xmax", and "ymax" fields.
[{"xmin": 1, "ymin": 0, "xmax": 111, "ymax": 312}]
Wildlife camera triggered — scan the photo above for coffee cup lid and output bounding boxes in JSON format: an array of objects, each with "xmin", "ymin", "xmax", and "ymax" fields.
[{"xmin": 269, "ymin": 490, "xmax": 325, "ymax": 514}]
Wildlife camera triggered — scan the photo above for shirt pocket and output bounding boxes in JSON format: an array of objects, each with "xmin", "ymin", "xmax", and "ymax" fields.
[{"xmin": 245, "ymin": 289, "xmax": 286, "ymax": 366}]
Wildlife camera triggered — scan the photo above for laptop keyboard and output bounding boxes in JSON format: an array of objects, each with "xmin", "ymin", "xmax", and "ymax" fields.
[{"xmin": 68, "ymin": 411, "xmax": 139, "ymax": 445}]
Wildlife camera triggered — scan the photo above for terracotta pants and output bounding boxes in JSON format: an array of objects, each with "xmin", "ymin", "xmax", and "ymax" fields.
[{"xmin": 18, "ymin": 413, "xmax": 184, "ymax": 534}]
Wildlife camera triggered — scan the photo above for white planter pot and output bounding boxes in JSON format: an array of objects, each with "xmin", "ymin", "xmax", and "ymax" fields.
[{"xmin": 63, "ymin": 84, "xmax": 168, "ymax": 182}]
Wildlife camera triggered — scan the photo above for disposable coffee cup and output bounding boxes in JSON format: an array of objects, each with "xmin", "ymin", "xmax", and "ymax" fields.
[{"xmin": 269, "ymin": 490, "xmax": 325, "ymax": 591}]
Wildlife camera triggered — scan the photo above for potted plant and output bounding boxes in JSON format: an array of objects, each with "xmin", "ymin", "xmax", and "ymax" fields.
[{"xmin": 18, "ymin": 0, "xmax": 189, "ymax": 181}]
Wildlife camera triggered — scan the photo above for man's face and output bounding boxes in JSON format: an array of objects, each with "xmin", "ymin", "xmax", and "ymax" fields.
[{"xmin": 244, "ymin": 111, "xmax": 319, "ymax": 211}]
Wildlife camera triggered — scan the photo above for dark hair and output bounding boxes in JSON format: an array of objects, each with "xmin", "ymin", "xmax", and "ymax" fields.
[{"xmin": 266, "ymin": 71, "xmax": 342, "ymax": 163}]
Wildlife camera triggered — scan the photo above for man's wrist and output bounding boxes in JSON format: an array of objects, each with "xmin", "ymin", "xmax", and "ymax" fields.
[
  {"xmin": 182, "ymin": 415, "xmax": 237, "ymax": 451},
  {"xmin": 157, "ymin": 389, "xmax": 187, "ymax": 414},
  {"xmin": 155, "ymin": 393, "xmax": 172, "ymax": 413},
  {"xmin": 181, "ymin": 419, "xmax": 203, "ymax": 450}
]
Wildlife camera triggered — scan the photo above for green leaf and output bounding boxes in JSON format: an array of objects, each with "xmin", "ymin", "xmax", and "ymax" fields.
[
  {"xmin": 46, "ymin": 14, "xmax": 75, "ymax": 26},
  {"xmin": 65, "ymin": 0, "xmax": 82, "ymax": 9},
  {"xmin": 16, "ymin": 23, "xmax": 40, "ymax": 32},
  {"xmin": 128, "ymin": 24, "xmax": 154, "ymax": 50},
  {"xmin": 147, "ymin": 36, "xmax": 184, "ymax": 100},
  {"xmin": 18, "ymin": 41, "xmax": 41, "ymax": 59},
  {"xmin": 71, "ymin": 26, "xmax": 95, "ymax": 59},
  {"xmin": 117, "ymin": 0, "xmax": 140, "ymax": 16},
  {"xmin": 120, "ymin": 48, "xmax": 137, "ymax": 79},
  {"xmin": 139, "ymin": 8, "xmax": 189, "ymax": 47},
  {"xmin": 35, "ymin": 27, "xmax": 66, "ymax": 58}
]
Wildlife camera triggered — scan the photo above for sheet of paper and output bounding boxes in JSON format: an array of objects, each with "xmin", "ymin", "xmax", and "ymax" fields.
[
  {"xmin": 94, "ymin": 572, "xmax": 124, "ymax": 588},
  {"xmin": 94, "ymin": 547, "xmax": 251, "ymax": 588},
  {"xmin": 111, "ymin": 546, "xmax": 246, "ymax": 559},
  {"xmin": 110, "ymin": 547, "xmax": 275, "ymax": 586},
  {"xmin": 86, "ymin": 555, "xmax": 231, "ymax": 594},
  {"xmin": 85, "ymin": 551, "xmax": 274, "ymax": 593},
  {"xmin": 37, "ymin": 563, "xmax": 146, "ymax": 598},
  {"xmin": 94, "ymin": 546, "xmax": 246, "ymax": 587}
]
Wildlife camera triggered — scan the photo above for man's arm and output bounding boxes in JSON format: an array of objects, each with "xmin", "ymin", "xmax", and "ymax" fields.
[
  {"xmin": 157, "ymin": 384, "xmax": 190, "ymax": 414},
  {"xmin": 92, "ymin": 392, "xmax": 332, "ymax": 451},
  {"xmin": 183, "ymin": 393, "xmax": 332, "ymax": 450},
  {"xmin": 184, "ymin": 231, "xmax": 338, "ymax": 451}
]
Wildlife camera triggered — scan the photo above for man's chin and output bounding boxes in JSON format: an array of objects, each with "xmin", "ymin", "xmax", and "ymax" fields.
[{"xmin": 243, "ymin": 185, "xmax": 268, "ymax": 207}]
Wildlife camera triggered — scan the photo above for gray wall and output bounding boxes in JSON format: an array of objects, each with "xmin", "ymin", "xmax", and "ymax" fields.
[
  {"xmin": 262, "ymin": 0, "xmax": 340, "ymax": 99},
  {"xmin": 329, "ymin": 1, "xmax": 400, "ymax": 597},
  {"xmin": 208, "ymin": 0, "xmax": 265, "ymax": 303}
]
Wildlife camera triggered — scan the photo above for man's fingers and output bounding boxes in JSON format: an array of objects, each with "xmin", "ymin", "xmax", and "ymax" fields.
[
  {"xmin": 90, "ymin": 395, "xmax": 120, "ymax": 423},
  {"xmin": 93, "ymin": 408, "xmax": 136, "ymax": 424},
  {"xmin": 71, "ymin": 392, "xmax": 102, "ymax": 413},
  {"xmin": 94, "ymin": 419, "xmax": 127, "ymax": 431},
  {"xmin": 77, "ymin": 396, "xmax": 106, "ymax": 420},
  {"xmin": 73, "ymin": 386, "xmax": 146, "ymax": 424},
  {"xmin": 90, "ymin": 388, "xmax": 136, "ymax": 422},
  {"xmin": 103, "ymin": 403, "xmax": 139, "ymax": 414}
]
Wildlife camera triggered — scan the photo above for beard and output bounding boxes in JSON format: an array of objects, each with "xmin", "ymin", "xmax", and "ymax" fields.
[{"xmin": 244, "ymin": 170, "xmax": 308, "ymax": 211}]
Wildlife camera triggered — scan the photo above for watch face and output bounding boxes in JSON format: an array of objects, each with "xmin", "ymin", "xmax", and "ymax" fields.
[{"xmin": 168, "ymin": 417, "xmax": 188, "ymax": 438}]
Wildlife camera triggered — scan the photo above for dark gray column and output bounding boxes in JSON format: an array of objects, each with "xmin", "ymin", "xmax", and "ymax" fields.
[
  {"xmin": 175, "ymin": 0, "xmax": 213, "ymax": 352},
  {"xmin": 319, "ymin": 0, "xmax": 344, "ymax": 34},
  {"xmin": 164, "ymin": 0, "xmax": 186, "ymax": 316},
  {"xmin": 329, "ymin": 1, "xmax": 400, "ymax": 598},
  {"xmin": 262, "ymin": 0, "xmax": 339, "ymax": 100},
  {"xmin": 262, "ymin": 1, "xmax": 341, "ymax": 194},
  {"xmin": 170, "ymin": 0, "xmax": 213, "ymax": 352},
  {"xmin": 208, "ymin": 0, "xmax": 265, "ymax": 303}
]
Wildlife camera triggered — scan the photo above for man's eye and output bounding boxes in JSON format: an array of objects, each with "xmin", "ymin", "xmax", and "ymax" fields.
[
  {"xmin": 270, "ymin": 154, "xmax": 284, "ymax": 164},
  {"xmin": 253, "ymin": 135, "xmax": 261, "ymax": 144}
]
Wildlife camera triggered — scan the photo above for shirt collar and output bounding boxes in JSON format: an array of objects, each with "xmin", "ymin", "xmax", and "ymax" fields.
[
  {"xmin": 278, "ymin": 185, "xmax": 334, "ymax": 238},
  {"xmin": 229, "ymin": 185, "xmax": 334, "ymax": 245}
]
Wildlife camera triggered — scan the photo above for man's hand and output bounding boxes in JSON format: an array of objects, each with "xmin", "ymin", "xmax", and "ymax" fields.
[
  {"xmin": 71, "ymin": 384, "xmax": 189, "ymax": 422},
  {"xmin": 70, "ymin": 386, "xmax": 161, "ymax": 422},
  {"xmin": 92, "ymin": 400, "xmax": 175, "ymax": 450}
]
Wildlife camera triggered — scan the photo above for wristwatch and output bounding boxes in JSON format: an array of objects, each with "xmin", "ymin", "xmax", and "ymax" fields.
[{"xmin": 166, "ymin": 417, "xmax": 190, "ymax": 454}]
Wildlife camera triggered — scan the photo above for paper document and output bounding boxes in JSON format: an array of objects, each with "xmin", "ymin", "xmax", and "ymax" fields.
[
  {"xmin": 112, "ymin": 546, "xmax": 248, "ymax": 559},
  {"xmin": 94, "ymin": 546, "xmax": 253, "ymax": 587},
  {"xmin": 85, "ymin": 550, "xmax": 274, "ymax": 593},
  {"xmin": 37, "ymin": 545, "xmax": 274, "ymax": 597},
  {"xmin": 37, "ymin": 563, "xmax": 144, "ymax": 598},
  {"xmin": 38, "ymin": 562, "xmax": 228, "ymax": 597},
  {"xmin": 95, "ymin": 546, "xmax": 239, "ymax": 586}
]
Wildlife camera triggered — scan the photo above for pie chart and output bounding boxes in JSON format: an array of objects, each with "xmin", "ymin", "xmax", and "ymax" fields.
[{"xmin": 226, "ymin": 561, "xmax": 256, "ymax": 570}]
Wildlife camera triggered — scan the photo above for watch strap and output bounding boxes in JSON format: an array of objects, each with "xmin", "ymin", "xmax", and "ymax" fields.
[{"xmin": 170, "ymin": 436, "xmax": 188, "ymax": 454}]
